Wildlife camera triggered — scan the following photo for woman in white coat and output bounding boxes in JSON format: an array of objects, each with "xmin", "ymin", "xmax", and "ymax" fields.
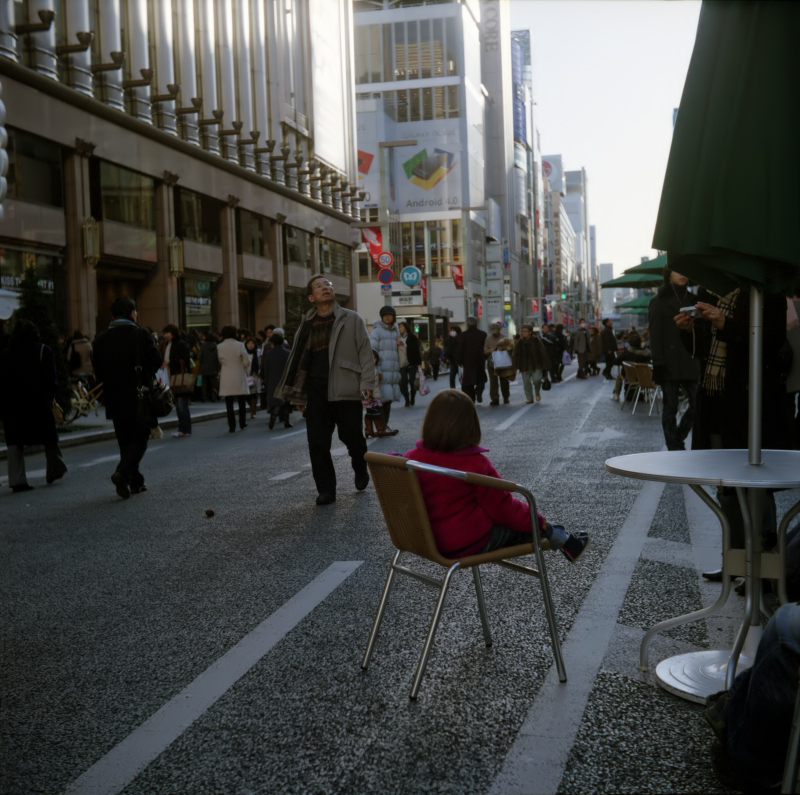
[
  {"xmin": 369, "ymin": 306, "xmax": 403, "ymax": 431},
  {"xmin": 217, "ymin": 325, "xmax": 251, "ymax": 433}
]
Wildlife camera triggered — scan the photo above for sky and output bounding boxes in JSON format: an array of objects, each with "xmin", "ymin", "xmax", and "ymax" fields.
[{"xmin": 509, "ymin": 0, "xmax": 702, "ymax": 277}]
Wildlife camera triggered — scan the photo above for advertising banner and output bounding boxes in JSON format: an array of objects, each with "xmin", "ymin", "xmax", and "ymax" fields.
[
  {"xmin": 511, "ymin": 38, "xmax": 526, "ymax": 145},
  {"xmin": 451, "ymin": 264, "xmax": 464, "ymax": 289},
  {"xmin": 531, "ymin": 299, "xmax": 539, "ymax": 315},
  {"xmin": 356, "ymin": 109, "xmax": 380, "ymax": 209},
  {"xmin": 542, "ymin": 154, "xmax": 564, "ymax": 194},
  {"xmin": 361, "ymin": 228, "xmax": 383, "ymax": 266},
  {"xmin": 309, "ymin": 0, "xmax": 348, "ymax": 174}
]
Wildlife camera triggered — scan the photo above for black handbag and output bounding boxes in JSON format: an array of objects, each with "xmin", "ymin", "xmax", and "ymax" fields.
[
  {"xmin": 541, "ymin": 375, "xmax": 552, "ymax": 391},
  {"xmin": 136, "ymin": 342, "xmax": 174, "ymax": 426}
]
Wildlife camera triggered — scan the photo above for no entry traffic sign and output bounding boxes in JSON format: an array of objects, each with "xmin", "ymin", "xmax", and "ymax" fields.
[
  {"xmin": 378, "ymin": 251, "xmax": 394, "ymax": 268},
  {"xmin": 378, "ymin": 267, "xmax": 394, "ymax": 285}
]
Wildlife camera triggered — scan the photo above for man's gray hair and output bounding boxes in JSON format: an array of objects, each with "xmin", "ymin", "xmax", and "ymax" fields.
[{"xmin": 466, "ymin": 316, "xmax": 478, "ymax": 327}]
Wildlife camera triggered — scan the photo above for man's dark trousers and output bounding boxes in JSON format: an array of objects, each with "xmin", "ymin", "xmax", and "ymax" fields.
[
  {"xmin": 661, "ymin": 380, "xmax": 697, "ymax": 450},
  {"xmin": 449, "ymin": 365, "xmax": 458, "ymax": 389},
  {"xmin": 461, "ymin": 374, "xmax": 485, "ymax": 403},
  {"xmin": 602, "ymin": 352, "xmax": 616, "ymax": 379},
  {"xmin": 305, "ymin": 379, "xmax": 367, "ymax": 495},
  {"xmin": 112, "ymin": 417, "xmax": 150, "ymax": 488}
]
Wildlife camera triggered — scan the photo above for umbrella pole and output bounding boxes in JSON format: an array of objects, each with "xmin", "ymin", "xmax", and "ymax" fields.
[{"xmin": 748, "ymin": 286, "xmax": 763, "ymax": 465}]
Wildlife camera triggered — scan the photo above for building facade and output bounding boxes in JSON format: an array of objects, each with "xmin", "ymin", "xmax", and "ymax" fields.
[
  {"xmin": 0, "ymin": 0, "xmax": 360, "ymax": 340},
  {"xmin": 352, "ymin": 0, "xmax": 486, "ymax": 336}
]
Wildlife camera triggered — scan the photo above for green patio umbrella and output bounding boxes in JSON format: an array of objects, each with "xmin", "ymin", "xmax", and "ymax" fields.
[
  {"xmin": 600, "ymin": 272, "xmax": 662, "ymax": 289},
  {"xmin": 623, "ymin": 254, "xmax": 667, "ymax": 276},
  {"xmin": 616, "ymin": 294, "xmax": 654, "ymax": 310},
  {"xmin": 619, "ymin": 308, "xmax": 648, "ymax": 315}
]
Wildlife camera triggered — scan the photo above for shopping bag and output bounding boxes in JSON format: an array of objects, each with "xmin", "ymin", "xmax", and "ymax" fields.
[
  {"xmin": 418, "ymin": 368, "xmax": 430, "ymax": 396},
  {"xmin": 156, "ymin": 366, "xmax": 170, "ymax": 388},
  {"xmin": 491, "ymin": 349, "xmax": 513, "ymax": 369},
  {"xmin": 562, "ymin": 350, "xmax": 572, "ymax": 366}
]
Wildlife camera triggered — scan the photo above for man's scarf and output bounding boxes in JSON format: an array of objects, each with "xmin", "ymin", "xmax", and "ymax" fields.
[
  {"xmin": 703, "ymin": 288, "xmax": 739, "ymax": 396},
  {"xmin": 278, "ymin": 316, "xmax": 314, "ymax": 404}
]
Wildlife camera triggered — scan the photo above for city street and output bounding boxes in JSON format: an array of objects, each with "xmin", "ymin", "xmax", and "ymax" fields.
[{"xmin": 1, "ymin": 367, "xmax": 775, "ymax": 795}]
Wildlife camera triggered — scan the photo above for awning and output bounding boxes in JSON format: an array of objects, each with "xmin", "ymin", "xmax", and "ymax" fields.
[{"xmin": 601, "ymin": 272, "xmax": 662, "ymax": 289}]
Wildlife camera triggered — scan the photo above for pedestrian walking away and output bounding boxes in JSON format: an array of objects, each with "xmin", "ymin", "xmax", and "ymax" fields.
[
  {"xmin": 427, "ymin": 337, "xmax": 442, "ymax": 381},
  {"xmin": 398, "ymin": 320, "xmax": 422, "ymax": 406},
  {"xmin": 162, "ymin": 324, "xmax": 192, "ymax": 438},
  {"xmin": 648, "ymin": 268, "xmax": 700, "ymax": 449},
  {"xmin": 369, "ymin": 306, "xmax": 402, "ymax": 432},
  {"xmin": 0, "ymin": 319, "xmax": 68, "ymax": 492},
  {"xmin": 589, "ymin": 325, "xmax": 602, "ymax": 375},
  {"xmin": 275, "ymin": 274, "xmax": 376, "ymax": 506},
  {"xmin": 92, "ymin": 297, "xmax": 162, "ymax": 499},
  {"xmin": 573, "ymin": 319, "xmax": 591, "ymax": 379},
  {"xmin": 456, "ymin": 316, "xmax": 487, "ymax": 403},
  {"xmin": 217, "ymin": 326, "xmax": 252, "ymax": 433},
  {"xmin": 484, "ymin": 320, "xmax": 513, "ymax": 404},
  {"xmin": 261, "ymin": 328, "xmax": 293, "ymax": 429},
  {"xmin": 601, "ymin": 318, "xmax": 617, "ymax": 379},
  {"xmin": 444, "ymin": 326, "xmax": 461, "ymax": 389},
  {"xmin": 198, "ymin": 332, "xmax": 220, "ymax": 402},
  {"xmin": 513, "ymin": 324, "xmax": 551, "ymax": 403}
]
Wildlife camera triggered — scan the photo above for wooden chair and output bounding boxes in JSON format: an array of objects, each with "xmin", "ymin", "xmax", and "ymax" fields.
[
  {"xmin": 361, "ymin": 451, "xmax": 567, "ymax": 700},
  {"xmin": 634, "ymin": 363, "xmax": 662, "ymax": 416},
  {"xmin": 621, "ymin": 362, "xmax": 641, "ymax": 411}
]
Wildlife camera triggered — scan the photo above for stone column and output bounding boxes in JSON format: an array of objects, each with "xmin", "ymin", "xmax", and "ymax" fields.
[
  {"xmin": 0, "ymin": 0, "xmax": 17, "ymax": 61},
  {"xmin": 256, "ymin": 217, "xmax": 286, "ymax": 328},
  {"xmin": 137, "ymin": 173, "xmax": 180, "ymax": 330},
  {"xmin": 215, "ymin": 196, "xmax": 240, "ymax": 328},
  {"xmin": 63, "ymin": 140, "xmax": 96, "ymax": 338}
]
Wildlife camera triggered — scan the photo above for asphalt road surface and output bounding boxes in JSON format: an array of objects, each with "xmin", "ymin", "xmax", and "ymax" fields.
[{"xmin": 2, "ymin": 367, "xmax": 783, "ymax": 794}]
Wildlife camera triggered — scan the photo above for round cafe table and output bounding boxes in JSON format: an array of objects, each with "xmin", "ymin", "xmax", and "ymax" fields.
[{"xmin": 605, "ymin": 449, "xmax": 800, "ymax": 703}]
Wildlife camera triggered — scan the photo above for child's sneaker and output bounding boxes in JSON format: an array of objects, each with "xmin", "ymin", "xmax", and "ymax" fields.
[{"xmin": 560, "ymin": 531, "xmax": 590, "ymax": 563}]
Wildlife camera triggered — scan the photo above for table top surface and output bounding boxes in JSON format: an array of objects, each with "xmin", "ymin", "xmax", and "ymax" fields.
[{"xmin": 605, "ymin": 449, "xmax": 800, "ymax": 488}]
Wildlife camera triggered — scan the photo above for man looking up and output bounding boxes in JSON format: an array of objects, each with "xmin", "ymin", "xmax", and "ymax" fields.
[{"xmin": 275, "ymin": 274, "xmax": 375, "ymax": 506}]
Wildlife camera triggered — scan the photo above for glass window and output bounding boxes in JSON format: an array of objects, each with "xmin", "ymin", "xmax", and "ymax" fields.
[
  {"xmin": 176, "ymin": 188, "xmax": 222, "ymax": 246},
  {"xmin": 422, "ymin": 87, "xmax": 433, "ymax": 121},
  {"xmin": 319, "ymin": 238, "xmax": 351, "ymax": 278},
  {"xmin": 283, "ymin": 225, "xmax": 312, "ymax": 269},
  {"xmin": 397, "ymin": 89, "xmax": 408, "ymax": 123},
  {"xmin": 358, "ymin": 251, "xmax": 370, "ymax": 279},
  {"xmin": 446, "ymin": 85, "xmax": 459, "ymax": 118},
  {"xmin": 406, "ymin": 20, "xmax": 419, "ymax": 79},
  {"xmin": 394, "ymin": 22, "xmax": 406, "ymax": 79},
  {"xmin": 6, "ymin": 128, "xmax": 64, "ymax": 207},
  {"xmin": 413, "ymin": 222, "xmax": 424, "ymax": 268},
  {"xmin": 445, "ymin": 17, "xmax": 458, "ymax": 75},
  {"xmin": 432, "ymin": 19, "xmax": 445, "ymax": 77},
  {"xmin": 434, "ymin": 86, "xmax": 446, "ymax": 120},
  {"xmin": 98, "ymin": 161, "xmax": 155, "ymax": 230},
  {"xmin": 409, "ymin": 88, "xmax": 420, "ymax": 122},
  {"xmin": 237, "ymin": 209, "xmax": 271, "ymax": 258},
  {"xmin": 382, "ymin": 24, "xmax": 392, "ymax": 82},
  {"xmin": 420, "ymin": 20, "xmax": 431, "ymax": 79},
  {"xmin": 369, "ymin": 25, "xmax": 381, "ymax": 82},
  {"xmin": 356, "ymin": 26, "xmax": 368, "ymax": 83}
]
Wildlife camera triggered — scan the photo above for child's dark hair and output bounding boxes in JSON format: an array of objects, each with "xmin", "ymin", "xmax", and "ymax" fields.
[{"xmin": 421, "ymin": 389, "xmax": 481, "ymax": 452}]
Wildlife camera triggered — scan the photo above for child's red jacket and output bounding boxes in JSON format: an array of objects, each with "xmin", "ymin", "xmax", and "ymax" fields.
[{"xmin": 404, "ymin": 441, "xmax": 546, "ymax": 558}]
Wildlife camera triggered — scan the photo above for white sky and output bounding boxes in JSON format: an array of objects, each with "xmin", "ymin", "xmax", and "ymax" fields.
[{"xmin": 509, "ymin": 0, "xmax": 702, "ymax": 276}]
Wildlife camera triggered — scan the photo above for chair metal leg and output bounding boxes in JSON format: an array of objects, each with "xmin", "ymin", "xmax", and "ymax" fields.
[
  {"xmin": 472, "ymin": 566, "xmax": 493, "ymax": 647},
  {"xmin": 533, "ymin": 543, "xmax": 567, "ymax": 683},
  {"xmin": 410, "ymin": 562, "xmax": 460, "ymax": 700},
  {"xmin": 620, "ymin": 383, "xmax": 629, "ymax": 410},
  {"xmin": 632, "ymin": 386, "xmax": 642, "ymax": 415},
  {"xmin": 361, "ymin": 550, "xmax": 401, "ymax": 670}
]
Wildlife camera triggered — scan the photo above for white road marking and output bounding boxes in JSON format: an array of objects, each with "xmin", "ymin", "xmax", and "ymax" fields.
[
  {"xmin": 489, "ymin": 480, "xmax": 665, "ymax": 795},
  {"xmin": 269, "ymin": 471, "xmax": 300, "ymax": 481},
  {"xmin": 495, "ymin": 404, "xmax": 535, "ymax": 431},
  {"xmin": 64, "ymin": 561, "xmax": 363, "ymax": 795}
]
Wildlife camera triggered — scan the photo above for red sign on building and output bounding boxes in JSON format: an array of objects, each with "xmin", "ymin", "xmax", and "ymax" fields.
[
  {"xmin": 451, "ymin": 264, "xmax": 464, "ymax": 289},
  {"xmin": 361, "ymin": 228, "xmax": 383, "ymax": 266},
  {"xmin": 531, "ymin": 299, "xmax": 539, "ymax": 315}
]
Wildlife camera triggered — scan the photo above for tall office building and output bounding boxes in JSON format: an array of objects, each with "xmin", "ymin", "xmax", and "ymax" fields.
[
  {"xmin": 0, "ymin": 0, "xmax": 360, "ymax": 339},
  {"xmin": 352, "ymin": 0, "xmax": 486, "ymax": 333},
  {"xmin": 563, "ymin": 168, "xmax": 589, "ymax": 321}
]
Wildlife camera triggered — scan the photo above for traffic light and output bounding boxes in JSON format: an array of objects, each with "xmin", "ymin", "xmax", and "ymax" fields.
[
  {"xmin": 560, "ymin": 293, "xmax": 567, "ymax": 300},
  {"xmin": 0, "ymin": 82, "xmax": 6, "ymax": 222}
]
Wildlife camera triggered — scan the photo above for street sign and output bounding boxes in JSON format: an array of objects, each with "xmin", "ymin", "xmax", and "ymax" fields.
[
  {"xmin": 377, "ymin": 268, "xmax": 393, "ymax": 285},
  {"xmin": 377, "ymin": 251, "xmax": 394, "ymax": 268},
  {"xmin": 380, "ymin": 284, "xmax": 392, "ymax": 294},
  {"xmin": 531, "ymin": 299, "xmax": 539, "ymax": 314},
  {"xmin": 400, "ymin": 266, "xmax": 421, "ymax": 287}
]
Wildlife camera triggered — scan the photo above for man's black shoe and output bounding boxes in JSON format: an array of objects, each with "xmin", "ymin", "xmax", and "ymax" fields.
[
  {"xmin": 268, "ymin": 414, "xmax": 276, "ymax": 430},
  {"xmin": 130, "ymin": 483, "xmax": 148, "ymax": 495},
  {"xmin": 489, "ymin": 401, "xmax": 499, "ymax": 406},
  {"xmin": 702, "ymin": 569, "xmax": 724, "ymax": 582},
  {"xmin": 11, "ymin": 483, "xmax": 34, "ymax": 493},
  {"xmin": 316, "ymin": 492, "xmax": 336, "ymax": 506},
  {"xmin": 111, "ymin": 472, "xmax": 130, "ymax": 500},
  {"xmin": 355, "ymin": 470, "xmax": 369, "ymax": 491}
]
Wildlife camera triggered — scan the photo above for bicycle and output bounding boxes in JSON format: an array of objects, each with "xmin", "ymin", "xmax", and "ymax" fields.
[{"xmin": 64, "ymin": 376, "xmax": 104, "ymax": 424}]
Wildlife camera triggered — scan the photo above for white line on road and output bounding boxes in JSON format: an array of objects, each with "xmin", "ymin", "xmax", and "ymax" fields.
[
  {"xmin": 64, "ymin": 561, "xmax": 363, "ymax": 795},
  {"xmin": 495, "ymin": 404, "xmax": 534, "ymax": 431},
  {"xmin": 269, "ymin": 471, "xmax": 300, "ymax": 481},
  {"xmin": 489, "ymin": 480, "xmax": 665, "ymax": 795}
]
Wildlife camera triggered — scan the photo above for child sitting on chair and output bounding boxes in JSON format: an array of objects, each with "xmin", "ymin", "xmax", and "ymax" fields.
[{"xmin": 405, "ymin": 389, "xmax": 589, "ymax": 562}]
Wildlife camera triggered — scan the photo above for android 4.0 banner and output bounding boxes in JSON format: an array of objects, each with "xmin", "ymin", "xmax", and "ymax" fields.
[{"xmin": 396, "ymin": 122, "xmax": 461, "ymax": 211}]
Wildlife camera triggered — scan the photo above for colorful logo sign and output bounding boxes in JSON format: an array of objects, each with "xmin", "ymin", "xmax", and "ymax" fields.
[
  {"xmin": 402, "ymin": 147, "xmax": 457, "ymax": 191},
  {"xmin": 400, "ymin": 266, "xmax": 422, "ymax": 287},
  {"xmin": 357, "ymin": 150, "xmax": 374, "ymax": 175}
]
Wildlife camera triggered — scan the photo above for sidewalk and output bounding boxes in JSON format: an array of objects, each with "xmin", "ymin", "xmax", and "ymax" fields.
[{"xmin": 0, "ymin": 402, "xmax": 232, "ymax": 460}]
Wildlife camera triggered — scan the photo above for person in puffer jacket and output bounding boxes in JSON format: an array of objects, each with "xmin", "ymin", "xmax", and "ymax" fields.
[{"xmin": 369, "ymin": 306, "xmax": 403, "ymax": 433}]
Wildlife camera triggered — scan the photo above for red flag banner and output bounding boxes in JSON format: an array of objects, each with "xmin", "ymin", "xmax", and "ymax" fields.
[
  {"xmin": 421, "ymin": 276, "xmax": 428, "ymax": 305},
  {"xmin": 451, "ymin": 264, "xmax": 464, "ymax": 289},
  {"xmin": 361, "ymin": 228, "xmax": 383, "ymax": 267}
]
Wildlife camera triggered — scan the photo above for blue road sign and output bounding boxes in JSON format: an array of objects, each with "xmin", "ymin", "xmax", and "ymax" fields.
[
  {"xmin": 378, "ymin": 268, "xmax": 394, "ymax": 285},
  {"xmin": 400, "ymin": 266, "xmax": 421, "ymax": 287}
]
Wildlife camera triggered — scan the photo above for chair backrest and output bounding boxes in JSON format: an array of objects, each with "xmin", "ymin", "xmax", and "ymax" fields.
[
  {"xmin": 364, "ymin": 452, "xmax": 452, "ymax": 566},
  {"xmin": 622, "ymin": 362, "xmax": 640, "ymax": 385},
  {"xmin": 635, "ymin": 362, "xmax": 656, "ymax": 388}
]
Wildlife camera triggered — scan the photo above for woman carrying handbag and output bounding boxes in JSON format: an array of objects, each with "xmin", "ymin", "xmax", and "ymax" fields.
[{"xmin": 162, "ymin": 324, "xmax": 193, "ymax": 438}]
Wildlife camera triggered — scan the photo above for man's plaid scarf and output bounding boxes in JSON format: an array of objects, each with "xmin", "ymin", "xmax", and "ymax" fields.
[{"xmin": 702, "ymin": 288, "xmax": 740, "ymax": 396}]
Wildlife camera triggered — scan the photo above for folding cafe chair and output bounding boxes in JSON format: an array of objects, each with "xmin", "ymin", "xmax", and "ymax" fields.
[
  {"xmin": 634, "ymin": 363, "xmax": 663, "ymax": 417},
  {"xmin": 361, "ymin": 451, "xmax": 567, "ymax": 700},
  {"xmin": 621, "ymin": 362, "xmax": 640, "ymax": 411}
]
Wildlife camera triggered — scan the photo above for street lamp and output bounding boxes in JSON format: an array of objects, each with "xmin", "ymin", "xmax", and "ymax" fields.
[
  {"xmin": 82, "ymin": 216, "xmax": 99, "ymax": 267},
  {"xmin": 458, "ymin": 205, "xmax": 486, "ymax": 325},
  {"xmin": 423, "ymin": 224, "xmax": 447, "ymax": 343}
]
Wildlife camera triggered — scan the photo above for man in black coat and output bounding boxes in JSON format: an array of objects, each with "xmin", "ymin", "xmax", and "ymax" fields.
[
  {"xmin": 600, "ymin": 319, "xmax": 617, "ymax": 379},
  {"xmin": 648, "ymin": 269, "xmax": 700, "ymax": 450},
  {"xmin": 93, "ymin": 297, "xmax": 162, "ymax": 499},
  {"xmin": 443, "ymin": 326, "xmax": 461, "ymax": 389},
  {"xmin": 456, "ymin": 316, "xmax": 487, "ymax": 403}
]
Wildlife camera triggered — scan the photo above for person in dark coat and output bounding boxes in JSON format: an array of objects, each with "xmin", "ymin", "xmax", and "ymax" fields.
[
  {"xmin": 600, "ymin": 318, "xmax": 617, "ymax": 379},
  {"xmin": 93, "ymin": 297, "xmax": 162, "ymax": 499},
  {"xmin": 443, "ymin": 326, "xmax": 461, "ymax": 388},
  {"xmin": 398, "ymin": 320, "xmax": 422, "ymax": 406},
  {"xmin": 198, "ymin": 332, "xmax": 220, "ymax": 402},
  {"xmin": 512, "ymin": 323, "xmax": 551, "ymax": 403},
  {"xmin": 162, "ymin": 324, "xmax": 192, "ymax": 438},
  {"xmin": 648, "ymin": 268, "xmax": 701, "ymax": 450},
  {"xmin": 0, "ymin": 319, "xmax": 67, "ymax": 492},
  {"xmin": 455, "ymin": 316, "xmax": 487, "ymax": 403},
  {"xmin": 262, "ymin": 328, "xmax": 293, "ymax": 429},
  {"xmin": 676, "ymin": 285, "xmax": 792, "ymax": 579},
  {"xmin": 427, "ymin": 338, "xmax": 442, "ymax": 381}
]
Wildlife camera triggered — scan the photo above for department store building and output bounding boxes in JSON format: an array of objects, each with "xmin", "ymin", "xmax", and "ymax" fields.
[{"xmin": 0, "ymin": 0, "xmax": 360, "ymax": 340}]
